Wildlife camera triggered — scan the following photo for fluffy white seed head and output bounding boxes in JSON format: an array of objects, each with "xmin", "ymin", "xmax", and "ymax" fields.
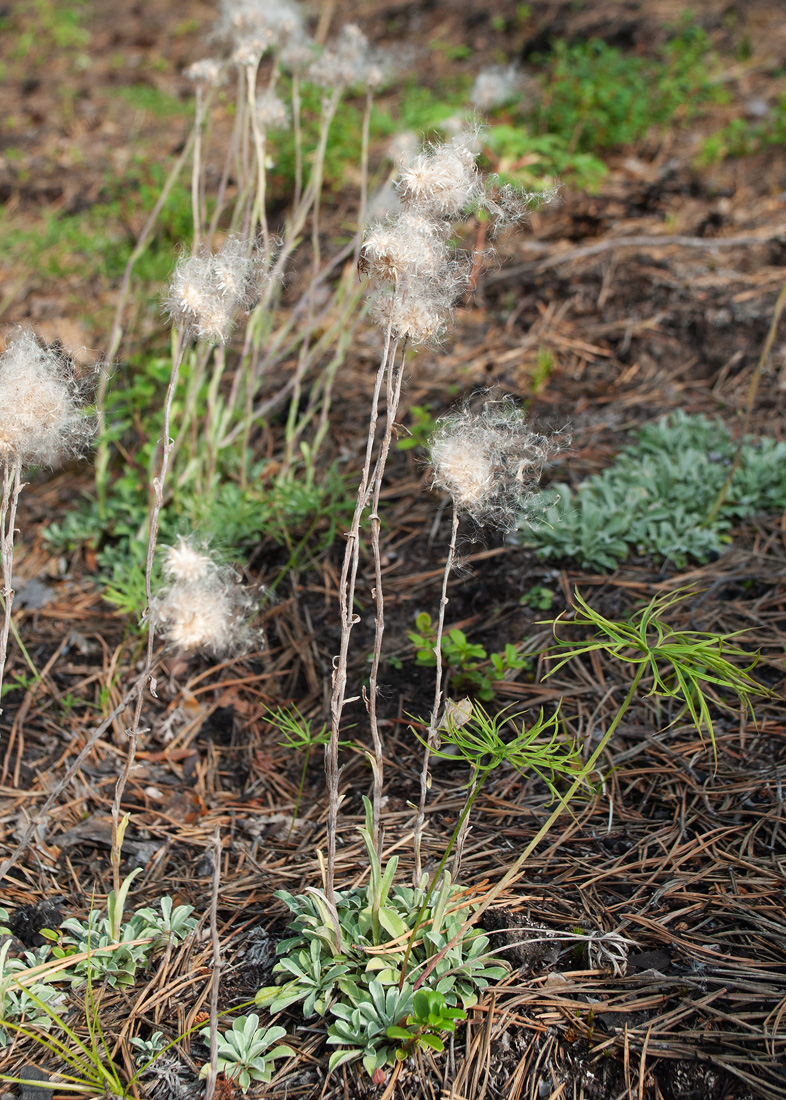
[
  {"xmin": 165, "ymin": 237, "xmax": 265, "ymax": 344},
  {"xmin": 164, "ymin": 539, "xmax": 214, "ymax": 583},
  {"xmin": 361, "ymin": 214, "xmax": 449, "ymax": 287},
  {"xmin": 307, "ymin": 24, "xmax": 382, "ymax": 89},
  {"xmin": 373, "ymin": 279, "xmax": 456, "ymax": 346},
  {"xmin": 280, "ymin": 35, "xmax": 316, "ymax": 74},
  {"xmin": 183, "ymin": 59, "xmax": 227, "ymax": 87},
  {"xmin": 153, "ymin": 545, "xmax": 258, "ymax": 657},
  {"xmin": 429, "ymin": 397, "xmax": 565, "ymax": 527},
  {"xmin": 397, "ymin": 135, "xmax": 482, "ymax": 219},
  {"xmin": 0, "ymin": 329, "xmax": 97, "ymax": 469},
  {"xmin": 218, "ymin": 0, "xmax": 304, "ymax": 54},
  {"xmin": 470, "ymin": 65, "xmax": 523, "ymax": 111},
  {"xmin": 255, "ymin": 90, "xmax": 289, "ymax": 130},
  {"xmin": 429, "ymin": 437, "xmax": 494, "ymax": 512}
]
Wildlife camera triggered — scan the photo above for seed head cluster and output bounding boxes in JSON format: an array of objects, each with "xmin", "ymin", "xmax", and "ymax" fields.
[
  {"xmin": 183, "ymin": 58, "xmax": 227, "ymax": 88},
  {"xmin": 165, "ymin": 237, "xmax": 266, "ymax": 344},
  {"xmin": 362, "ymin": 130, "xmax": 554, "ymax": 346},
  {"xmin": 152, "ymin": 539, "xmax": 259, "ymax": 657},
  {"xmin": 428, "ymin": 397, "xmax": 565, "ymax": 528},
  {"xmin": 307, "ymin": 25, "xmax": 385, "ymax": 90},
  {"xmin": 470, "ymin": 65, "xmax": 525, "ymax": 111},
  {"xmin": 218, "ymin": 0, "xmax": 305, "ymax": 61},
  {"xmin": 255, "ymin": 89, "xmax": 289, "ymax": 130},
  {"xmin": 0, "ymin": 328, "xmax": 97, "ymax": 470}
]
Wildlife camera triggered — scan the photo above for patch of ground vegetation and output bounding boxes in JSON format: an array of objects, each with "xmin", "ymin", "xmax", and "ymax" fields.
[{"xmin": 0, "ymin": 1, "xmax": 785, "ymax": 1098}]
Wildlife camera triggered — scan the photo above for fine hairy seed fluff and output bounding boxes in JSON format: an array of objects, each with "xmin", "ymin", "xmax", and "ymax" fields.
[
  {"xmin": 0, "ymin": 328, "xmax": 97, "ymax": 470},
  {"xmin": 152, "ymin": 541, "xmax": 259, "ymax": 657},
  {"xmin": 183, "ymin": 58, "xmax": 227, "ymax": 87},
  {"xmin": 217, "ymin": 0, "xmax": 304, "ymax": 55},
  {"xmin": 428, "ymin": 397, "xmax": 566, "ymax": 528},
  {"xmin": 255, "ymin": 90, "xmax": 289, "ymax": 130},
  {"xmin": 165, "ymin": 237, "xmax": 267, "ymax": 344},
  {"xmin": 396, "ymin": 134, "xmax": 483, "ymax": 219},
  {"xmin": 470, "ymin": 65, "xmax": 525, "ymax": 111}
]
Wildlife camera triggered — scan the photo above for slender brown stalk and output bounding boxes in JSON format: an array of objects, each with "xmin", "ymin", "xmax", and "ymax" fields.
[
  {"xmin": 366, "ymin": 342, "xmax": 407, "ymax": 850},
  {"xmin": 354, "ymin": 88, "xmax": 373, "ymax": 270},
  {"xmin": 0, "ymin": 458, "xmax": 22, "ymax": 713},
  {"xmin": 326, "ymin": 323, "xmax": 397, "ymax": 903},
  {"xmin": 191, "ymin": 86, "xmax": 206, "ymax": 251},
  {"xmin": 204, "ymin": 826, "xmax": 223, "ymax": 1100},
  {"xmin": 414, "ymin": 504, "xmax": 460, "ymax": 882}
]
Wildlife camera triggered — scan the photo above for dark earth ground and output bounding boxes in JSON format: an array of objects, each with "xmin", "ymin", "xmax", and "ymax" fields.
[{"xmin": 1, "ymin": 1, "xmax": 786, "ymax": 1098}]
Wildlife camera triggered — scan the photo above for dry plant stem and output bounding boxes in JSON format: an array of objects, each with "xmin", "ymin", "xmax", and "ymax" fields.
[
  {"xmin": 206, "ymin": 90, "xmax": 243, "ymax": 246},
  {"xmin": 415, "ymin": 663, "xmax": 647, "ymax": 990},
  {"xmin": 0, "ymin": 458, "xmax": 22, "ymax": 712},
  {"xmin": 246, "ymin": 62, "xmax": 270, "ymax": 253},
  {"xmin": 707, "ymin": 280, "xmax": 786, "ymax": 524},
  {"xmin": 0, "ymin": 661, "xmax": 155, "ymax": 881},
  {"xmin": 292, "ymin": 74, "xmax": 303, "ymax": 209},
  {"xmin": 144, "ymin": 331, "xmax": 187, "ymax": 658},
  {"xmin": 414, "ymin": 504, "xmax": 460, "ymax": 882},
  {"xmin": 204, "ymin": 826, "xmax": 222, "ymax": 1100},
  {"xmin": 326, "ymin": 322, "xmax": 397, "ymax": 904},
  {"xmin": 451, "ymin": 775, "xmax": 476, "ymax": 882},
  {"xmin": 366, "ymin": 344, "xmax": 407, "ymax": 850},
  {"xmin": 103, "ymin": 128, "xmax": 196, "ymax": 367},
  {"xmin": 110, "ymin": 725, "xmax": 139, "ymax": 905},
  {"xmin": 191, "ymin": 86, "xmax": 206, "ymax": 251},
  {"xmin": 353, "ymin": 89, "xmax": 373, "ymax": 270}
]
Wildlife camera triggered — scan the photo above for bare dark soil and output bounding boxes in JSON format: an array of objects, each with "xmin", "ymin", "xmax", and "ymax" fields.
[{"xmin": 1, "ymin": 2, "xmax": 786, "ymax": 1099}]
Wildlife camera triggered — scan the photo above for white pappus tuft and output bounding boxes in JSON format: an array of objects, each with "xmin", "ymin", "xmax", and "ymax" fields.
[
  {"xmin": 152, "ymin": 540, "xmax": 260, "ymax": 657},
  {"xmin": 165, "ymin": 236, "xmax": 268, "ymax": 344},
  {"xmin": 0, "ymin": 328, "xmax": 98, "ymax": 470},
  {"xmin": 428, "ymin": 396, "xmax": 566, "ymax": 529},
  {"xmin": 470, "ymin": 64, "xmax": 525, "ymax": 111}
]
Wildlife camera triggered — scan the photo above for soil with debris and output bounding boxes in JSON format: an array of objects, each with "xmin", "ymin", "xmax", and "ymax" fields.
[{"xmin": 1, "ymin": 1, "xmax": 785, "ymax": 1099}]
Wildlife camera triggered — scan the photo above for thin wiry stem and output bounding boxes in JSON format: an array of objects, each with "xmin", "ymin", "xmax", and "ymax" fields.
[
  {"xmin": 143, "ymin": 330, "xmax": 188, "ymax": 663},
  {"xmin": 326, "ymin": 321, "xmax": 397, "ymax": 904},
  {"xmin": 366, "ymin": 340, "xmax": 407, "ymax": 851},
  {"xmin": 414, "ymin": 503, "xmax": 460, "ymax": 882},
  {"xmin": 415, "ymin": 662, "xmax": 648, "ymax": 991},
  {"xmin": 354, "ymin": 88, "xmax": 373, "ymax": 270},
  {"xmin": 0, "ymin": 458, "xmax": 22, "ymax": 713},
  {"xmin": 110, "ymin": 330, "xmax": 187, "ymax": 887},
  {"xmin": 204, "ymin": 826, "xmax": 223, "ymax": 1100},
  {"xmin": 191, "ymin": 86, "xmax": 205, "ymax": 251},
  {"xmin": 246, "ymin": 62, "xmax": 270, "ymax": 253},
  {"xmin": 292, "ymin": 73, "xmax": 303, "ymax": 209}
]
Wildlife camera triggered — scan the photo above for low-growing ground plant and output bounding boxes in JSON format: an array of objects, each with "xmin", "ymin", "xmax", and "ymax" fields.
[
  {"xmin": 0, "ymin": 1, "xmax": 778, "ymax": 1093},
  {"xmin": 409, "ymin": 612, "xmax": 530, "ymax": 701},
  {"xmin": 525, "ymin": 411, "xmax": 786, "ymax": 570}
]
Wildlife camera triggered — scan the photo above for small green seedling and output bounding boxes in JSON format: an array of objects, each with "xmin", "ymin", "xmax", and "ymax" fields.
[{"xmin": 386, "ymin": 989, "xmax": 467, "ymax": 1061}]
